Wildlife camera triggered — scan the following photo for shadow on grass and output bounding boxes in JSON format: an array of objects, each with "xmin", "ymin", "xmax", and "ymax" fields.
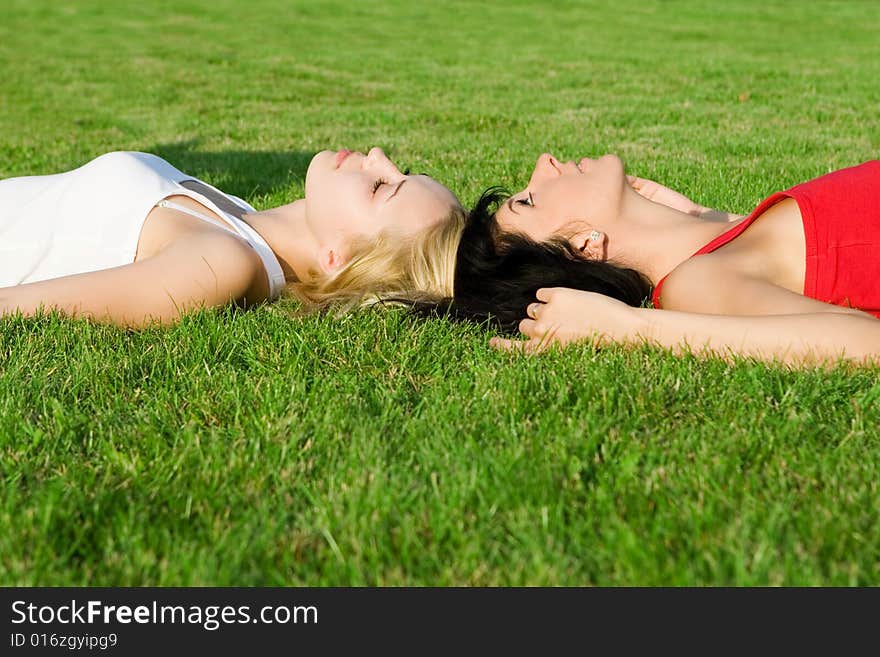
[{"xmin": 148, "ymin": 140, "xmax": 315, "ymax": 201}]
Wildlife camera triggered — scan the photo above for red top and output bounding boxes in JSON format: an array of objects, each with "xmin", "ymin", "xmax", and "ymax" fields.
[{"xmin": 652, "ymin": 161, "xmax": 880, "ymax": 318}]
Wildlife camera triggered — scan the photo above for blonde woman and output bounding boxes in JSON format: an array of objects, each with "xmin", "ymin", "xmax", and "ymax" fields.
[{"xmin": 0, "ymin": 148, "xmax": 464, "ymax": 327}]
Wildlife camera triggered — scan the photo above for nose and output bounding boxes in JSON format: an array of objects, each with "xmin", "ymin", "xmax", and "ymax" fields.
[
  {"xmin": 365, "ymin": 147, "xmax": 392, "ymax": 168},
  {"xmin": 366, "ymin": 146, "xmax": 386, "ymax": 163},
  {"xmin": 528, "ymin": 152, "xmax": 561, "ymax": 187},
  {"xmin": 364, "ymin": 147, "xmax": 401, "ymax": 176}
]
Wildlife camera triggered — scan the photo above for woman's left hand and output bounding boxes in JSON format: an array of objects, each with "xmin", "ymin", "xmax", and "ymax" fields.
[{"xmin": 490, "ymin": 287, "xmax": 647, "ymax": 353}]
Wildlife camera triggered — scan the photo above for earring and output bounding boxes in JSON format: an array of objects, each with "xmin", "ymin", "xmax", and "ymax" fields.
[{"xmin": 589, "ymin": 230, "xmax": 602, "ymax": 242}]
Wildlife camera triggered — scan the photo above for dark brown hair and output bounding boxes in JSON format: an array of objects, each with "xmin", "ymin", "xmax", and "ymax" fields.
[{"xmin": 416, "ymin": 188, "xmax": 652, "ymax": 334}]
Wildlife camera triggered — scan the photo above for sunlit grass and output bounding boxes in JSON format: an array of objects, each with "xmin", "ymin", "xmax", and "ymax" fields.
[{"xmin": 1, "ymin": 0, "xmax": 878, "ymax": 585}]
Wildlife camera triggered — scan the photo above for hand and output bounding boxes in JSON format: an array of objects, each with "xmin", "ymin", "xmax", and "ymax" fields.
[
  {"xmin": 490, "ymin": 287, "xmax": 647, "ymax": 353},
  {"xmin": 627, "ymin": 174, "xmax": 708, "ymax": 217}
]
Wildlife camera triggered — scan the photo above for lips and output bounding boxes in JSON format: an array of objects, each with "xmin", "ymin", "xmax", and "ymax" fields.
[
  {"xmin": 577, "ymin": 157, "xmax": 593, "ymax": 172},
  {"xmin": 335, "ymin": 149, "xmax": 352, "ymax": 169}
]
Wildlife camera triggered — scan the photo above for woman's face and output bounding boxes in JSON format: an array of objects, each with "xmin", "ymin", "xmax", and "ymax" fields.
[
  {"xmin": 494, "ymin": 153, "xmax": 628, "ymax": 248},
  {"xmin": 304, "ymin": 147, "xmax": 460, "ymax": 269}
]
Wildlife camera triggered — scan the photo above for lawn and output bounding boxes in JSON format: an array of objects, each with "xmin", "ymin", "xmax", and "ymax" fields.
[{"xmin": 1, "ymin": 0, "xmax": 878, "ymax": 585}]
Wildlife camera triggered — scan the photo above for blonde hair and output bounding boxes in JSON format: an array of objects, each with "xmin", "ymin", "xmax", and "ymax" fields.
[{"xmin": 289, "ymin": 206, "xmax": 467, "ymax": 311}]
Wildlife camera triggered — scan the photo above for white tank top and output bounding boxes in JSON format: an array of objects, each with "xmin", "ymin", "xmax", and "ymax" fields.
[{"xmin": 0, "ymin": 151, "xmax": 286, "ymax": 299}]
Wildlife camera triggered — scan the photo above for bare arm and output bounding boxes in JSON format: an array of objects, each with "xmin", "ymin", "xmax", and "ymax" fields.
[
  {"xmin": 634, "ymin": 306, "xmax": 880, "ymax": 366},
  {"xmin": 627, "ymin": 175, "xmax": 744, "ymax": 222},
  {"xmin": 641, "ymin": 266, "xmax": 880, "ymax": 364},
  {"xmin": 0, "ymin": 234, "xmax": 262, "ymax": 328},
  {"xmin": 493, "ymin": 281, "xmax": 880, "ymax": 368},
  {"xmin": 698, "ymin": 208, "xmax": 744, "ymax": 223}
]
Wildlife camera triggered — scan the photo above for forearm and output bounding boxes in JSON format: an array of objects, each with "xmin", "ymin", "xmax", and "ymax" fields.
[
  {"xmin": 0, "ymin": 238, "xmax": 256, "ymax": 329},
  {"xmin": 0, "ymin": 289, "xmax": 42, "ymax": 318},
  {"xmin": 634, "ymin": 308, "xmax": 880, "ymax": 366},
  {"xmin": 0, "ymin": 287, "xmax": 128, "ymax": 325},
  {"xmin": 2, "ymin": 284, "xmax": 198, "ymax": 328}
]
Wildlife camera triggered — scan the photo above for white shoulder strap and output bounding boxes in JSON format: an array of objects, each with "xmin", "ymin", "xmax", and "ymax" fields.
[
  {"xmin": 156, "ymin": 199, "xmax": 233, "ymax": 233},
  {"xmin": 156, "ymin": 198, "xmax": 287, "ymax": 301}
]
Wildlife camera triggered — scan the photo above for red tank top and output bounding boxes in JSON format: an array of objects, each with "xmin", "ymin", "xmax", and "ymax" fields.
[{"xmin": 652, "ymin": 161, "xmax": 880, "ymax": 318}]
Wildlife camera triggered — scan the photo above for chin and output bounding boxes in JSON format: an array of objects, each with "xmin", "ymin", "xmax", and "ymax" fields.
[
  {"xmin": 308, "ymin": 150, "xmax": 334, "ymax": 172},
  {"xmin": 597, "ymin": 153, "xmax": 624, "ymax": 171},
  {"xmin": 597, "ymin": 154, "xmax": 627, "ymax": 189},
  {"xmin": 303, "ymin": 151, "xmax": 332, "ymax": 199}
]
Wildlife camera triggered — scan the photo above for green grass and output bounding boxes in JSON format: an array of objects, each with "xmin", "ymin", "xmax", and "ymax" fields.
[{"xmin": 1, "ymin": 0, "xmax": 879, "ymax": 585}]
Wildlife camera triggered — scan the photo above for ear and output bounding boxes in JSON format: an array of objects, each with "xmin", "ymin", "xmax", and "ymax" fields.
[
  {"xmin": 570, "ymin": 228, "xmax": 606, "ymax": 261},
  {"xmin": 319, "ymin": 247, "xmax": 351, "ymax": 274}
]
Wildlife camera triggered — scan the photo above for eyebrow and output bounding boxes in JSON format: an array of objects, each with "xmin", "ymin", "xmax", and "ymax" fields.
[
  {"xmin": 506, "ymin": 197, "xmax": 519, "ymax": 215},
  {"xmin": 387, "ymin": 179, "xmax": 407, "ymax": 202}
]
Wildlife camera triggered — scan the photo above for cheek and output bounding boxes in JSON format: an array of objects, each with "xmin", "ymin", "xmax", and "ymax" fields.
[
  {"xmin": 565, "ymin": 180, "xmax": 621, "ymax": 227},
  {"xmin": 518, "ymin": 211, "xmax": 562, "ymax": 243},
  {"xmin": 305, "ymin": 196, "xmax": 347, "ymax": 247},
  {"xmin": 314, "ymin": 201, "xmax": 382, "ymax": 250},
  {"xmin": 546, "ymin": 181, "xmax": 587, "ymax": 221},
  {"xmin": 308, "ymin": 180, "xmax": 360, "ymax": 230},
  {"xmin": 591, "ymin": 185, "xmax": 624, "ymax": 222},
  {"xmin": 499, "ymin": 207, "xmax": 561, "ymax": 242},
  {"xmin": 542, "ymin": 191, "xmax": 584, "ymax": 235}
]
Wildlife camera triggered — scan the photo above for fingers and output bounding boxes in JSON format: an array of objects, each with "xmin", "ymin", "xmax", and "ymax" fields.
[
  {"xmin": 518, "ymin": 317, "xmax": 538, "ymax": 336},
  {"xmin": 531, "ymin": 323, "xmax": 554, "ymax": 352},
  {"xmin": 520, "ymin": 317, "xmax": 557, "ymax": 349},
  {"xmin": 535, "ymin": 287, "xmax": 560, "ymax": 302},
  {"xmin": 492, "ymin": 314, "xmax": 560, "ymax": 354},
  {"xmin": 489, "ymin": 336, "xmax": 516, "ymax": 350}
]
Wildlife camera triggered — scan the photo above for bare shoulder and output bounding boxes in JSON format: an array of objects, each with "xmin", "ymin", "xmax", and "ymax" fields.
[
  {"xmin": 657, "ymin": 255, "xmax": 737, "ymax": 314},
  {"xmin": 660, "ymin": 197, "xmax": 811, "ymax": 316},
  {"xmin": 155, "ymin": 231, "xmax": 267, "ymax": 303},
  {"xmin": 163, "ymin": 229, "xmax": 260, "ymax": 268},
  {"xmin": 659, "ymin": 253, "xmax": 869, "ymax": 318}
]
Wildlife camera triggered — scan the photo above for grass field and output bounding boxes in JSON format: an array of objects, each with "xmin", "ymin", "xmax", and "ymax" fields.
[{"xmin": 1, "ymin": 0, "xmax": 879, "ymax": 585}]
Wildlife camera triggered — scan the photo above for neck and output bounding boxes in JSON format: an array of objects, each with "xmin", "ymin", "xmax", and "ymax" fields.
[
  {"xmin": 241, "ymin": 199, "xmax": 318, "ymax": 284},
  {"xmin": 607, "ymin": 193, "xmax": 742, "ymax": 286}
]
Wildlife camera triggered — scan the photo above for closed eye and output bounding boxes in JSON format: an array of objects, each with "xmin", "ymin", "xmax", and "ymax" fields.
[
  {"xmin": 515, "ymin": 192, "xmax": 534, "ymax": 207},
  {"xmin": 372, "ymin": 178, "xmax": 388, "ymax": 194}
]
